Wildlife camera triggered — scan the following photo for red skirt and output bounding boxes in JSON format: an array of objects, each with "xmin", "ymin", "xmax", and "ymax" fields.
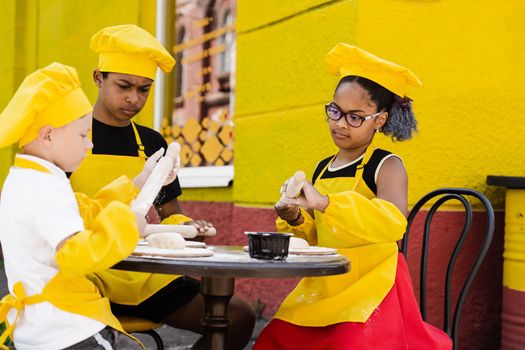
[{"xmin": 254, "ymin": 253, "xmax": 452, "ymax": 350}]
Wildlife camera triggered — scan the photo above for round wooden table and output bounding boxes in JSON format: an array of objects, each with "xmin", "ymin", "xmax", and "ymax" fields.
[{"xmin": 113, "ymin": 245, "xmax": 350, "ymax": 350}]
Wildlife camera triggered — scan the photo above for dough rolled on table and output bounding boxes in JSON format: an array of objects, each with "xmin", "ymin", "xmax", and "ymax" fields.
[
  {"xmin": 146, "ymin": 232, "xmax": 186, "ymax": 249},
  {"xmin": 289, "ymin": 237, "xmax": 309, "ymax": 249}
]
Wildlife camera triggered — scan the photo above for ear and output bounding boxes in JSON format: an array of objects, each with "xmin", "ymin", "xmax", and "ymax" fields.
[
  {"xmin": 93, "ymin": 69, "xmax": 103, "ymax": 88},
  {"xmin": 38, "ymin": 125, "xmax": 54, "ymax": 148},
  {"xmin": 375, "ymin": 112, "xmax": 388, "ymax": 131}
]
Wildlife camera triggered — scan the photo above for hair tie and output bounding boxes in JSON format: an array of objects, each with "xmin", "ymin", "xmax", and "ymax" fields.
[{"xmin": 395, "ymin": 96, "xmax": 412, "ymax": 110}]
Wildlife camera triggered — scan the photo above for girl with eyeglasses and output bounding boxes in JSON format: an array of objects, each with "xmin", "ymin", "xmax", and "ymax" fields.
[{"xmin": 254, "ymin": 43, "xmax": 452, "ymax": 350}]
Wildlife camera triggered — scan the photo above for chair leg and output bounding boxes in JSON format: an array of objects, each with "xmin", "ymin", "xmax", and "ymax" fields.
[{"xmin": 140, "ymin": 330, "xmax": 164, "ymax": 350}]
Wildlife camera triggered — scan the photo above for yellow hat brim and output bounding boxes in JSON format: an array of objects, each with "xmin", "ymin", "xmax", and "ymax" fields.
[
  {"xmin": 98, "ymin": 52, "xmax": 158, "ymax": 80},
  {"xmin": 326, "ymin": 43, "xmax": 422, "ymax": 98}
]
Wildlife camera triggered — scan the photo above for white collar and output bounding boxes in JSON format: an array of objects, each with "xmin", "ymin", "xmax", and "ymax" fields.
[{"xmin": 328, "ymin": 153, "xmax": 365, "ymax": 172}]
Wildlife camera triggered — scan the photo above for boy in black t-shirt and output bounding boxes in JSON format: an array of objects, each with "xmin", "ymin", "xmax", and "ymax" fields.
[{"xmin": 70, "ymin": 24, "xmax": 255, "ymax": 350}]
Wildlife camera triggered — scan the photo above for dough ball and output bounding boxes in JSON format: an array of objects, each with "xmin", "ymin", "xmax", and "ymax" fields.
[
  {"xmin": 289, "ymin": 237, "xmax": 309, "ymax": 250},
  {"xmin": 146, "ymin": 232, "xmax": 186, "ymax": 249}
]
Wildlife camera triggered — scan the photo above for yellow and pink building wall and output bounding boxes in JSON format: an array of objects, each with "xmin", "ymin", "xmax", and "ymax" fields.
[{"xmin": 2, "ymin": 1, "xmax": 525, "ymax": 349}]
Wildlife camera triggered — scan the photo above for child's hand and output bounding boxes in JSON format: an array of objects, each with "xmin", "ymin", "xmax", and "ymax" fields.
[
  {"xmin": 185, "ymin": 219, "xmax": 214, "ymax": 235},
  {"xmin": 275, "ymin": 201, "xmax": 303, "ymax": 225},
  {"xmin": 291, "ymin": 181, "xmax": 329, "ymax": 212},
  {"xmin": 144, "ymin": 147, "xmax": 165, "ymax": 175},
  {"xmin": 163, "ymin": 155, "xmax": 180, "ymax": 186},
  {"xmin": 145, "ymin": 206, "xmax": 161, "ymax": 224},
  {"xmin": 133, "ymin": 148, "xmax": 164, "ymax": 189}
]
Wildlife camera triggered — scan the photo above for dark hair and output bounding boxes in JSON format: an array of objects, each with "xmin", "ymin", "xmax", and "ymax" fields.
[
  {"xmin": 101, "ymin": 71, "xmax": 110, "ymax": 79},
  {"xmin": 335, "ymin": 75, "xmax": 417, "ymax": 141}
]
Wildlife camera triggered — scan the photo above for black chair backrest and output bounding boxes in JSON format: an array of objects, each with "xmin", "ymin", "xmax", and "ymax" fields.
[{"xmin": 400, "ymin": 188, "xmax": 495, "ymax": 348}]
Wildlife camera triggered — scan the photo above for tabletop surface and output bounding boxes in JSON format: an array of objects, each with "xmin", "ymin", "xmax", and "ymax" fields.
[{"xmin": 113, "ymin": 245, "xmax": 350, "ymax": 278}]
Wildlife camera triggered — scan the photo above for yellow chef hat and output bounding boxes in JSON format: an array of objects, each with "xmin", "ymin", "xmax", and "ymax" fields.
[
  {"xmin": 90, "ymin": 24, "xmax": 175, "ymax": 80},
  {"xmin": 326, "ymin": 43, "xmax": 422, "ymax": 98},
  {"xmin": 0, "ymin": 62, "xmax": 92, "ymax": 148}
]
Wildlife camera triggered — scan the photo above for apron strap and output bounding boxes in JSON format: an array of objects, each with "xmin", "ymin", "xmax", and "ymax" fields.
[
  {"xmin": 13, "ymin": 156, "xmax": 51, "ymax": 174},
  {"xmin": 316, "ymin": 145, "xmax": 376, "ymax": 189},
  {"xmin": 0, "ymin": 282, "xmax": 45, "ymax": 348},
  {"xmin": 316, "ymin": 156, "xmax": 336, "ymax": 183},
  {"xmin": 130, "ymin": 121, "xmax": 147, "ymax": 159},
  {"xmin": 85, "ymin": 121, "xmax": 147, "ymax": 159},
  {"xmin": 352, "ymin": 145, "xmax": 376, "ymax": 191}
]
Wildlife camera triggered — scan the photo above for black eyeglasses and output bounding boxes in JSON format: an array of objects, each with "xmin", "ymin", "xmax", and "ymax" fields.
[{"xmin": 325, "ymin": 103, "xmax": 383, "ymax": 128}]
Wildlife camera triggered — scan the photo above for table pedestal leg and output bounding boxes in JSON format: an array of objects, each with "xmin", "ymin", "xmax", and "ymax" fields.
[{"xmin": 200, "ymin": 276, "xmax": 235, "ymax": 350}]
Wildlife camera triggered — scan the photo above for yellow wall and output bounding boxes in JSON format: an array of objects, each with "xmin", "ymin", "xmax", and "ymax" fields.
[
  {"xmin": 233, "ymin": 0, "xmax": 525, "ymax": 208},
  {"xmin": 0, "ymin": 0, "xmax": 17, "ymax": 184},
  {"xmin": 2, "ymin": 0, "xmax": 524, "ymax": 210},
  {"xmin": 0, "ymin": 0, "xmax": 156, "ymax": 187}
]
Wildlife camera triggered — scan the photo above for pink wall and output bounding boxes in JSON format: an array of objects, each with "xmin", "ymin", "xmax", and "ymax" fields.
[{"xmin": 181, "ymin": 201, "xmax": 503, "ymax": 349}]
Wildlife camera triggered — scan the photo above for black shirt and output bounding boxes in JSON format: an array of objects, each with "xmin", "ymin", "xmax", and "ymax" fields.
[
  {"xmin": 91, "ymin": 118, "xmax": 182, "ymax": 205},
  {"xmin": 312, "ymin": 149, "xmax": 393, "ymax": 195}
]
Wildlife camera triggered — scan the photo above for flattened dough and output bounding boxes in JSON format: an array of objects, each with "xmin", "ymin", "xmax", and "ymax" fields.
[
  {"xmin": 146, "ymin": 232, "xmax": 186, "ymax": 249},
  {"xmin": 289, "ymin": 237, "xmax": 309, "ymax": 250}
]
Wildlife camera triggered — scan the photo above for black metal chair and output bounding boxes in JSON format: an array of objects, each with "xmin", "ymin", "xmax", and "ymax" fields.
[{"xmin": 400, "ymin": 188, "xmax": 495, "ymax": 350}]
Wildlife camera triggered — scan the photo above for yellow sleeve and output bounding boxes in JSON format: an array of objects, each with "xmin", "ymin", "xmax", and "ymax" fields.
[
  {"xmin": 55, "ymin": 201, "xmax": 139, "ymax": 277},
  {"xmin": 276, "ymin": 208, "xmax": 318, "ymax": 245},
  {"xmin": 90, "ymin": 175, "xmax": 139, "ymax": 207},
  {"xmin": 320, "ymin": 190, "xmax": 407, "ymax": 243},
  {"xmin": 75, "ymin": 175, "xmax": 139, "ymax": 228},
  {"xmin": 161, "ymin": 214, "xmax": 193, "ymax": 225}
]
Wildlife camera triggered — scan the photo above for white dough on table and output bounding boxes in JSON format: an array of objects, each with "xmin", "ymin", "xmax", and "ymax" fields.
[
  {"xmin": 133, "ymin": 246, "xmax": 213, "ymax": 258},
  {"xmin": 146, "ymin": 232, "xmax": 186, "ymax": 249},
  {"xmin": 289, "ymin": 237, "xmax": 309, "ymax": 250}
]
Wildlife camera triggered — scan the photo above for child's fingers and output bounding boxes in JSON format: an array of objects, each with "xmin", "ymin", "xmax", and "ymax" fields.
[{"xmin": 150, "ymin": 148, "xmax": 164, "ymax": 161}]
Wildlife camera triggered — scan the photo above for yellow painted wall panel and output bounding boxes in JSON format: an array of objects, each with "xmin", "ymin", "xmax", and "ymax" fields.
[
  {"xmin": 234, "ymin": 0, "xmax": 525, "ymax": 209},
  {"xmin": 0, "ymin": 0, "xmax": 157, "ymax": 188},
  {"xmin": 37, "ymin": 0, "xmax": 141, "ymax": 105},
  {"xmin": 0, "ymin": 0, "xmax": 16, "ymax": 187},
  {"xmin": 237, "ymin": 0, "xmax": 335, "ymax": 33},
  {"xmin": 354, "ymin": 0, "xmax": 525, "ymax": 208},
  {"xmin": 0, "ymin": 0, "xmax": 15, "ymax": 106},
  {"xmin": 234, "ymin": 104, "xmax": 337, "ymax": 204},
  {"xmin": 235, "ymin": 0, "xmax": 358, "ymax": 118},
  {"xmin": 3, "ymin": 1, "xmax": 525, "ymax": 209}
]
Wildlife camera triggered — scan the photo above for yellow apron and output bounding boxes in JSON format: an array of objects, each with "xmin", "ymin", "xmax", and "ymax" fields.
[
  {"xmin": 0, "ymin": 157, "xmax": 143, "ymax": 348},
  {"xmin": 70, "ymin": 121, "xmax": 179, "ymax": 305},
  {"xmin": 274, "ymin": 145, "xmax": 405, "ymax": 326}
]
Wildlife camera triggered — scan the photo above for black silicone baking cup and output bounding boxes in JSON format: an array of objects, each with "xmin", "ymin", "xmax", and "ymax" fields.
[{"xmin": 245, "ymin": 232, "xmax": 292, "ymax": 260}]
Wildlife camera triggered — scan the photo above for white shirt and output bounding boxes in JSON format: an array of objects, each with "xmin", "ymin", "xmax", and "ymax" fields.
[{"xmin": 0, "ymin": 155, "xmax": 105, "ymax": 349}]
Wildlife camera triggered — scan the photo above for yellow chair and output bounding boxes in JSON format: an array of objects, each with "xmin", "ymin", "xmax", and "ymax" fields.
[{"xmin": 119, "ymin": 315, "xmax": 164, "ymax": 350}]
